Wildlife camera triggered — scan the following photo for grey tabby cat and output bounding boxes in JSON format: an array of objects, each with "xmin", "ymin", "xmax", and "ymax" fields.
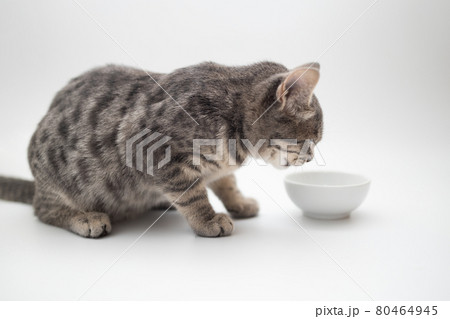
[{"xmin": 0, "ymin": 61, "xmax": 323, "ymax": 238}]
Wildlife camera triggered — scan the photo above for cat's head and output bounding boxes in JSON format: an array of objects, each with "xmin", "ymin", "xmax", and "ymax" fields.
[{"xmin": 247, "ymin": 62, "xmax": 323, "ymax": 169}]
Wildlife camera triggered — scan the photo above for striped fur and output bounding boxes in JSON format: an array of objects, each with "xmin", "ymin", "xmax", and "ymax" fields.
[
  {"xmin": 0, "ymin": 61, "xmax": 323, "ymax": 238},
  {"xmin": 0, "ymin": 177, "xmax": 34, "ymax": 204}
]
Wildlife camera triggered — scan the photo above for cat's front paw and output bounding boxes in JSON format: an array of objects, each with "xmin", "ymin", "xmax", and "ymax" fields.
[
  {"xmin": 226, "ymin": 197, "xmax": 259, "ymax": 219},
  {"xmin": 193, "ymin": 213, "xmax": 234, "ymax": 237},
  {"xmin": 70, "ymin": 212, "xmax": 112, "ymax": 238}
]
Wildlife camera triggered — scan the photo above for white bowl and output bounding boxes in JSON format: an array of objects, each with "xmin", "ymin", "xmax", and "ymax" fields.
[{"xmin": 284, "ymin": 171, "xmax": 371, "ymax": 219}]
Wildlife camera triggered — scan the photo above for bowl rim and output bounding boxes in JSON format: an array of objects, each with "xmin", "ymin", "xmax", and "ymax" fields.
[{"xmin": 284, "ymin": 170, "xmax": 371, "ymax": 188}]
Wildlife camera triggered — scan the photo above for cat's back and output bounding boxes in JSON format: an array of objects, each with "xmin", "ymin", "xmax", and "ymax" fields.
[
  {"xmin": 47, "ymin": 61, "xmax": 286, "ymax": 114},
  {"xmin": 48, "ymin": 64, "xmax": 164, "ymax": 112},
  {"xmin": 149, "ymin": 61, "xmax": 287, "ymax": 111},
  {"xmin": 33, "ymin": 64, "xmax": 166, "ymax": 152},
  {"xmin": 28, "ymin": 65, "xmax": 165, "ymax": 181},
  {"xmin": 160, "ymin": 61, "xmax": 287, "ymax": 90}
]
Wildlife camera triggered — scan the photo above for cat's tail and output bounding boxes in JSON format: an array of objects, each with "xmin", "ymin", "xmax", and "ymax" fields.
[{"xmin": 0, "ymin": 176, "xmax": 35, "ymax": 205}]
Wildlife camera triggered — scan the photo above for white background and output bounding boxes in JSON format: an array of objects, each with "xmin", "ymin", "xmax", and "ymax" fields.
[{"xmin": 0, "ymin": 0, "xmax": 449, "ymax": 300}]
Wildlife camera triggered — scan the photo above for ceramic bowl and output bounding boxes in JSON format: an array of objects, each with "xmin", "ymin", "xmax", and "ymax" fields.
[{"xmin": 284, "ymin": 171, "xmax": 370, "ymax": 219}]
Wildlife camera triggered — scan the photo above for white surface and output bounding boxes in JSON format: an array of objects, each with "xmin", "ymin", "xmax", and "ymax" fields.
[
  {"xmin": 284, "ymin": 171, "xmax": 371, "ymax": 219},
  {"xmin": 1, "ymin": 0, "xmax": 450, "ymax": 300}
]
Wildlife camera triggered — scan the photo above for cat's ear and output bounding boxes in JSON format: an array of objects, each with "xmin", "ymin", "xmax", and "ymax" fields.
[
  {"xmin": 298, "ymin": 62, "xmax": 320, "ymax": 70},
  {"xmin": 276, "ymin": 63, "xmax": 320, "ymax": 119}
]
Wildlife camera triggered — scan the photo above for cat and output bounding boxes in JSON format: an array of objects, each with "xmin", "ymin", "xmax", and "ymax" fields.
[{"xmin": 0, "ymin": 61, "xmax": 323, "ymax": 238}]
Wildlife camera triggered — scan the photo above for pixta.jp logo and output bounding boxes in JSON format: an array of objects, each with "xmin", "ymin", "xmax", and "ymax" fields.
[
  {"xmin": 125, "ymin": 129, "xmax": 172, "ymax": 176},
  {"xmin": 125, "ymin": 129, "xmax": 325, "ymax": 176}
]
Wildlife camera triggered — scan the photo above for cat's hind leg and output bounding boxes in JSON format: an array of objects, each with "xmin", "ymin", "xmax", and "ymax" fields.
[{"xmin": 33, "ymin": 188, "xmax": 111, "ymax": 238}]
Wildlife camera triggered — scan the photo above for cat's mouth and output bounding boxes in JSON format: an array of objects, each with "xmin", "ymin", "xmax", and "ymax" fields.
[
  {"xmin": 267, "ymin": 150, "xmax": 311, "ymax": 169},
  {"xmin": 286, "ymin": 157, "xmax": 307, "ymax": 167},
  {"xmin": 278, "ymin": 158, "xmax": 306, "ymax": 169},
  {"xmin": 294, "ymin": 158, "xmax": 306, "ymax": 165}
]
